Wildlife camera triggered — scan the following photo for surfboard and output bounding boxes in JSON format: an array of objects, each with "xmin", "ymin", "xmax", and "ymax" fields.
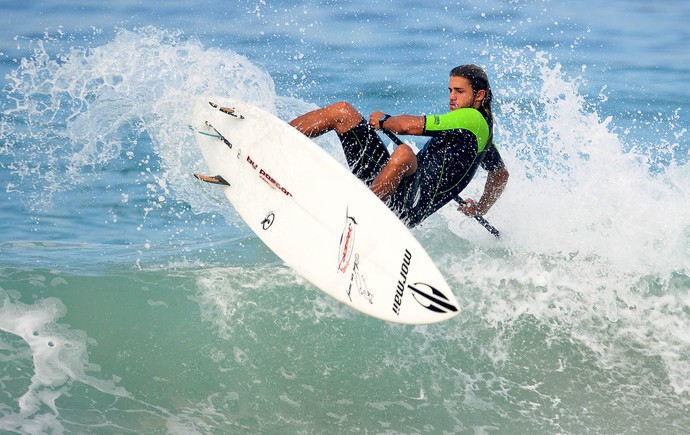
[{"xmin": 191, "ymin": 98, "xmax": 459, "ymax": 324}]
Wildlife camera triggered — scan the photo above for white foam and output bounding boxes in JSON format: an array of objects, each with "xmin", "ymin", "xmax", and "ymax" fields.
[
  {"xmin": 1, "ymin": 27, "xmax": 276, "ymax": 224},
  {"xmin": 0, "ymin": 287, "xmax": 130, "ymax": 433},
  {"xmin": 193, "ymin": 265, "xmax": 352, "ymax": 343},
  {"xmin": 440, "ymin": 47, "xmax": 690, "ymax": 398}
]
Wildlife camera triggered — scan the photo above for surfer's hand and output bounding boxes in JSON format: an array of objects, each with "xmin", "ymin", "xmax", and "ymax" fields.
[
  {"xmin": 369, "ymin": 111, "xmax": 386, "ymax": 129},
  {"xmin": 458, "ymin": 198, "xmax": 482, "ymax": 216}
]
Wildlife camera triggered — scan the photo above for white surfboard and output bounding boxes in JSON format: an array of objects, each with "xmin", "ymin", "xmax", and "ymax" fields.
[{"xmin": 192, "ymin": 98, "xmax": 459, "ymax": 324}]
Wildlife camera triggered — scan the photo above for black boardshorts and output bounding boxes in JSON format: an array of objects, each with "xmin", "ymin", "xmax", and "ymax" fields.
[
  {"xmin": 337, "ymin": 119, "xmax": 390, "ymax": 185},
  {"xmin": 336, "ymin": 119, "xmax": 421, "ymax": 225}
]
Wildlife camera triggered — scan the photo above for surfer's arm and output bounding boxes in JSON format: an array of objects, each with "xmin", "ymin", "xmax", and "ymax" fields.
[
  {"xmin": 458, "ymin": 164, "xmax": 509, "ymax": 216},
  {"xmin": 369, "ymin": 111, "xmax": 425, "ymax": 135}
]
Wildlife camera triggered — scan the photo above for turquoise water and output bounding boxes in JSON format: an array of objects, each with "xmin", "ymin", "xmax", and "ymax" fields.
[{"xmin": 1, "ymin": 0, "xmax": 689, "ymax": 433}]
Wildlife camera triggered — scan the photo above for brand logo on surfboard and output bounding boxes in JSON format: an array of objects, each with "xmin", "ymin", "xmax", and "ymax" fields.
[
  {"xmin": 261, "ymin": 212, "xmax": 275, "ymax": 230},
  {"xmin": 392, "ymin": 249, "xmax": 412, "ymax": 315},
  {"xmin": 246, "ymin": 155, "xmax": 293, "ymax": 197},
  {"xmin": 408, "ymin": 282, "xmax": 458, "ymax": 314},
  {"xmin": 337, "ymin": 210, "xmax": 357, "ymax": 273},
  {"xmin": 392, "ymin": 249, "xmax": 458, "ymax": 316},
  {"xmin": 346, "ymin": 254, "xmax": 373, "ymax": 304}
]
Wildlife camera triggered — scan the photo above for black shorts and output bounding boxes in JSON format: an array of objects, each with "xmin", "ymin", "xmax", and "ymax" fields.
[
  {"xmin": 337, "ymin": 119, "xmax": 422, "ymax": 224},
  {"xmin": 337, "ymin": 119, "xmax": 390, "ymax": 185}
]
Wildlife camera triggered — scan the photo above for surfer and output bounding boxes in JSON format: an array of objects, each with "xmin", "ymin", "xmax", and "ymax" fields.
[{"xmin": 290, "ymin": 64, "xmax": 509, "ymax": 228}]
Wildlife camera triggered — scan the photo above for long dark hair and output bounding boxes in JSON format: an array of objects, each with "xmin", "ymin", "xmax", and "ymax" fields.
[{"xmin": 450, "ymin": 64, "xmax": 493, "ymax": 137}]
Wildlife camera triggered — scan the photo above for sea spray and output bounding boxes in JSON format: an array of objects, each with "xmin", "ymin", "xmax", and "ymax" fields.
[
  {"xmin": 439, "ymin": 46, "xmax": 690, "ymax": 399},
  {"xmin": 1, "ymin": 27, "xmax": 276, "ymax": 218}
]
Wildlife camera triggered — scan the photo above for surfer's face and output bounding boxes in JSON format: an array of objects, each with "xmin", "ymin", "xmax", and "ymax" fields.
[{"xmin": 448, "ymin": 76, "xmax": 485, "ymax": 111}]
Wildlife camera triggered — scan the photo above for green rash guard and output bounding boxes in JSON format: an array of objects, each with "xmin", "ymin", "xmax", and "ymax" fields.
[
  {"xmin": 424, "ymin": 108, "xmax": 491, "ymax": 153},
  {"xmin": 389, "ymin": 107, "xmax": 501, "ymax": 227}
]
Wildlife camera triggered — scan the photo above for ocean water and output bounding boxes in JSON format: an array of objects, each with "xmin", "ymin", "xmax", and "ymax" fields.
[{"xmin": 1, "ymin": 0, "xmax": 689, "ymax": 433}]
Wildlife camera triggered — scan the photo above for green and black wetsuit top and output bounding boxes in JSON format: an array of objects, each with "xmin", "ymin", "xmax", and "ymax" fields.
[{"xmin": 390, "ymin": 107, "xmax": 504, "ymax": 227}]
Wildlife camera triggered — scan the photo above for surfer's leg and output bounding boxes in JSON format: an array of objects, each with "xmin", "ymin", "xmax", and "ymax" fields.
[
  {"xmin": 338, "ymin": 119, "xmax": 390, "ymax": 185},
  {"xmin": 370, "ymin": 144, "xmax": 417, "ymax": 202},
  {"xmin": 290, "ymin": 102, "xmax": 363, "ymax": 137}
]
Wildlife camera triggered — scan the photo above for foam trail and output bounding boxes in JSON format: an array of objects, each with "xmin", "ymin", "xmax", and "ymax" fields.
[{"xmin": 0, "ymin": 287, "xmax": 130, "ymax": 433}]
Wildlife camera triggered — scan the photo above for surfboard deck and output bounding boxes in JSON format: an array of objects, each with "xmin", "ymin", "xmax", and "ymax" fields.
[{"xmin": 192, "ymin": 98, "xmax": 459, "ymax": 324}]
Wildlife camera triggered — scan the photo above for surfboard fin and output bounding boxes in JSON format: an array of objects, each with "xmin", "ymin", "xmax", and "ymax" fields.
[
  {"xmin": 194, "ymin": 173, "xmax": 231, "ymax": 186},
  {"xmin": 203, "ymin": 121, "xmax": 234, "ymax": 150},
  {"xmin": 209, "ymin": 101, "xmax": 245, "ymax": 119}
]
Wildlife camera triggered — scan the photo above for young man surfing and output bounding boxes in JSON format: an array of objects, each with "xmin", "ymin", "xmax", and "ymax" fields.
[{"xmin": 290, "ymin": 64, "xmax": 509, "ymax": 228}]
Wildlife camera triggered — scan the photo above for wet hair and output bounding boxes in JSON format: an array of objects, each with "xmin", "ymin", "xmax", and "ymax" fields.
[{"xmin": 450, "ymin": 64, "xmax": 493, "ymax": 135}]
